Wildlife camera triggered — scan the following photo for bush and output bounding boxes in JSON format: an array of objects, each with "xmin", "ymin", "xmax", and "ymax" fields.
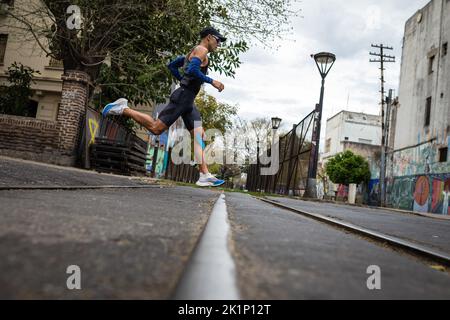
[{"xmin": 0, "ymin": 62, "xmax": 40, "ymax": 117}]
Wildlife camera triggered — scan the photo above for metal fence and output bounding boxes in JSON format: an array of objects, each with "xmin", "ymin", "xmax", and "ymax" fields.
[{"xmin": 247, "ymin": 110, "xmax": 315, "ymax": 196}]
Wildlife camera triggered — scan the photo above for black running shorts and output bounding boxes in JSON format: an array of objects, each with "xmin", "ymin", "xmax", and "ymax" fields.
[{"xmin": 158, "ymin": 86, "xmax": 202, "ymax": 131}]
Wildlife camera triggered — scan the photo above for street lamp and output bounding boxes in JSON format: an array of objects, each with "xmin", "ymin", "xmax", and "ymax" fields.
[
  {"xmin": 312, "ymin": 52, "xmax": 336, "ymax": 79},
  {"xmin": 271, "ymin": 117, "xmax": 282, "ymax": 130},
  {"xmin": 306, "ymin": 52, "xmax": 336, "ymax": 199},
  {"xmin": 269, "ymin": 117, "xmax": 282, "ymax": 193}
]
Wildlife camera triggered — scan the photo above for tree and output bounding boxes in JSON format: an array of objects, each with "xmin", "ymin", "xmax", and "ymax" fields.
[
  {"xmin": 325, "ymin": 150, "xmax": 371, "ymax": 186},
  {"xmin": 195, "ymin": 89, "xmax": 238, "ymax": 133},
  {"xmin": 2, "ymin": 0, "xmax": 298, "ymax": 105},
  {"xmin": 0, "ymin": 62, "xmax": 40, "ymax": 117}
]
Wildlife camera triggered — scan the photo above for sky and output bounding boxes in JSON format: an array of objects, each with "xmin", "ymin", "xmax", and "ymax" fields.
[{"xmin": 205, "ymin": 0, "xmax": 431, "ymax": 146}]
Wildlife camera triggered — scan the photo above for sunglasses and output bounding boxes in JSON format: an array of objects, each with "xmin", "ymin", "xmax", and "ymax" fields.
[{"xmin": 211, "ymin": 35, "xmax": 221, "ymax": 45}]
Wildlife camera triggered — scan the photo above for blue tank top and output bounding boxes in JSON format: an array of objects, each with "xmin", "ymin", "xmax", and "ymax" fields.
[{"xmin": 180, "ymin": 48, "xmax": 209, "ymax": 95}]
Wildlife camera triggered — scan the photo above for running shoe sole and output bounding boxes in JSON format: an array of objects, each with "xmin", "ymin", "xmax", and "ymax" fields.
[{"xmin": 196, "ymin": 180, "xmax": 225, "ymax": 187}]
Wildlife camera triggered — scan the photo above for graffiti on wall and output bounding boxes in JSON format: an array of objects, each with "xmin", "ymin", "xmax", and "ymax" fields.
[
  {"xmin": 391, "ymin": 136, "xmax": 450, "ymax": 177},
  {"xmin": 389, "ymin": 176, "xmax": 415, "ymax": 211},
  {"xmin": 368, "ymin": 179, "xmax": 380, "ymax": 206},
  {"xmin": 388, "ymin": 174, "xmax": 450, "ymax": 215},
  {"xmin": 413, "ymin": 176, "xmax": 429, "ymax": 213},
  {"xmin": 337, "ymin": 184, "xmax": 349, "ymax": 199},
  {"xmin": 146, "ymin": 147, "xmax": 166, "ymax": 177},
  {"xmin": 86, "ymin": 109, "xmax": 100, "ymax": 147}
]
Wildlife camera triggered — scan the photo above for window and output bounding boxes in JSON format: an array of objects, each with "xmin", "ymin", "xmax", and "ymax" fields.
[
  {"xmin": 26, "ymin": 100, "xmax": 38, "ymax": 118},
  {"xmin": 325, "ymin": 139, "xmax": 331, "ymax": 153},
  {"xmin": 344, "ymin": 137, "xmax": 349, "ymax": 141},
  {"xmin": 359, "ymin": 138, "xmax": 373, "ymax": 145},
  {"xmin": 0, "ymin": 34, "xmax": 7, "ymax": 64},
  {"xmin": 425, "ymin": 97, "xmax": 432, "ymax": 127},
  {"xmin": 443, "ymin": 42, "xmax": 448, "ymax": 56},
  {"xmin": 439, "ymin": 147, "xmax": 448, "ymax": 163},
  {"xmin": 428, "ymin": 55, "xmax": 435, "ymax": 74}
]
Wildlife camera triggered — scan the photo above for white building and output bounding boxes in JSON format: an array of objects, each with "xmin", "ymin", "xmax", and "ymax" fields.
[
  {"xmin": 322, "ymin": 110, "xmax": 382, "ymax": 163},
  {"xmin": 388, "ymin": 0, "xmax": 449, "ymax": 215},
  {"xmin": 394, "ymin": 0, "xmax": 449, "ymax": 154}
]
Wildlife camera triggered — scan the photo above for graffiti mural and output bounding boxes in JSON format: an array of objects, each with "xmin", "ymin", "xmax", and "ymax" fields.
[
  {"xmin": 388, "ymin": 174, "xmax": 450, "ymax": 215},
  {"xmin": 368, "ymin": 179, "xmax": 380, "ymax": 206},
  {"xmin": 146, "ymin": 147, "xmax": 166, "ymax": 177},
  {"xmin": 386, "ymin": 133, "xmax": 449, "ymax": 215},
  {"xmin": 413, "ymin": 176, "xmax": 430, "ymax": 213},
  {"xmin": 389, "ymin": 177, "xmax": 415, "ymax": 211},
  {"xmin": 337, "ymin": 184, "xmax": 349, "ymax": 199},
  {"xmin": 391, "ymin": 137, "xmax": 450, "ymax": 177}
]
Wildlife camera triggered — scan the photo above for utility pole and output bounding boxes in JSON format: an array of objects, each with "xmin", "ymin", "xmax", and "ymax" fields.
[
  {"xmin": 384, "ymin": 89, "xmax": 393, "ymax": 206},
  {"xmin": 370, "ymin": 44, "xmax": 395, "ymax": 207}
]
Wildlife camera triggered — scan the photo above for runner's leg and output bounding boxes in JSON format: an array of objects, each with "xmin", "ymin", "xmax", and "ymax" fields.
[
  {"xmin": 191, "ymin": 127, "xmax": 209, "ymax": 174},
  {"xmin": 122, "ymin": 109, "xmax": 168, "ymax": 135}
]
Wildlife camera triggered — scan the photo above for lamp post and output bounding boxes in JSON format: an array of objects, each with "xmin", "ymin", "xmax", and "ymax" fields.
[
  {"xmin": 270, "ymin": 117, "xmax": 282, "ymax": 192},
  {"xmin": 306, "ymin": 52, "xmax": 336, "ymax": 199},
  {"xmin": 271, "ymin": 117, "xmax": 282, "ymax": 131},
  {"xmin": 254, "ymin": 117, "xmax": 281, "ymax": 192}
]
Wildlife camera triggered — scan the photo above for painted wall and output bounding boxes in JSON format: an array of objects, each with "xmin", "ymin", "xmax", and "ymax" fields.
[
  {"xmin": 386, "ymin": 0, "xmax": 450, "ymax": 216},
  {"xmin": 387, "ymin": 136, "xmax": 449, "ymax": 215},
  {"xmin": 389, "ymin": 137, "xmax": 450, "ymax": 177},
  {"xmin": 388, "ymin": 174, "xmax": 450, "ymax": 215}
]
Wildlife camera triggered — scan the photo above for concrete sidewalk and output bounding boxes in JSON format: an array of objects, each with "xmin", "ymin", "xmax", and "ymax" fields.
[{"xmin": 0, "ymin": 156, "xmax": 157, "ymax": 187}]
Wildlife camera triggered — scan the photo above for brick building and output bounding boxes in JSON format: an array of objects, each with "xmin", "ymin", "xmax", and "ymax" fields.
[{"xmin": 0, "ymin": 0, "xmax": 154, "ymax": 165}]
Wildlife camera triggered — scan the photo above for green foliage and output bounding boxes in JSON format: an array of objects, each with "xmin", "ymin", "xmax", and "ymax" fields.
[
  {"xmin": 0, "ymin": 62, "xmax": 40, "ymax": 117},
  {"xmin": 10, "ymin": 0, "xmax": 297, "ymax": 106},
  {"xmin": 202, "ymin": 0, "xmax": 300, "ymax": 46},
  {"xmin": 195, "ymin": 89, "xmax": 238, "ymax": 133},
  {"xmin": 325, "ymin": 150, "xmax": 371, "ymax": 185}
]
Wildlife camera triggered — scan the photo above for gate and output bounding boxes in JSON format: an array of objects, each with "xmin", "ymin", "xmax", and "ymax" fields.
[{"xmin": 247, "ymin": 111, "xmax": 315, "ymax": 196}]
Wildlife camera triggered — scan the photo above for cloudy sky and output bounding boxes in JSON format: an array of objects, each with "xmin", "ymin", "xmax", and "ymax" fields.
[{"xmin": 205, "ymin": 0, "xmax": 430, "ymax": 145}]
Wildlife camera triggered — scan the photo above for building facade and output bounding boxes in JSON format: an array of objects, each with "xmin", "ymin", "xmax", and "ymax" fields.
[
  {"xmin": 0, "ymin": 0, "xmax": 63, "ymax": 121},
  {"xmin": 322, "ymin": 110, "xmax": 382, "ymax": 168},
  {"xmin": 0, "ymin": 0, "xmax": 154, "ymax": 164},
  {"xmin": 387, "ymin": 0, "xmax": 450, "ymax": 215},
  {"xmin": 320, "ymin": 110, "xmax": 382, "ymax": 201}
]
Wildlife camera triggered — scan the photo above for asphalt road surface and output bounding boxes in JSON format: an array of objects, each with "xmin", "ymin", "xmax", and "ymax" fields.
[{"xmin": 1, "ymin": 157, "xmax": 449, "ymax": 299}]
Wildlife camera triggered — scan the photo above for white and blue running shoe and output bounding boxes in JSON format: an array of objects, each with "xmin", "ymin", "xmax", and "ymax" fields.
[
  {"xmin": 102, "ymin": 98, "xmax": 129, "ymax": 117},
  {"xmin": 196, "ymin": 173, "xmax": 225, "ymax": 187}
]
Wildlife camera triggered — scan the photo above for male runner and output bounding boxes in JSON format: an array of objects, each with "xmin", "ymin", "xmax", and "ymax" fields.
[{"xmin": 102, "ymin": 27, "xmax": 227, "ymax": 187}]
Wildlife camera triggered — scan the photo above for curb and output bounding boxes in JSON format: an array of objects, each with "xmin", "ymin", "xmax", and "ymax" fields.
[{"xmin": 285, "ymin": 196, "xmax": 450, "ymax": 221}]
